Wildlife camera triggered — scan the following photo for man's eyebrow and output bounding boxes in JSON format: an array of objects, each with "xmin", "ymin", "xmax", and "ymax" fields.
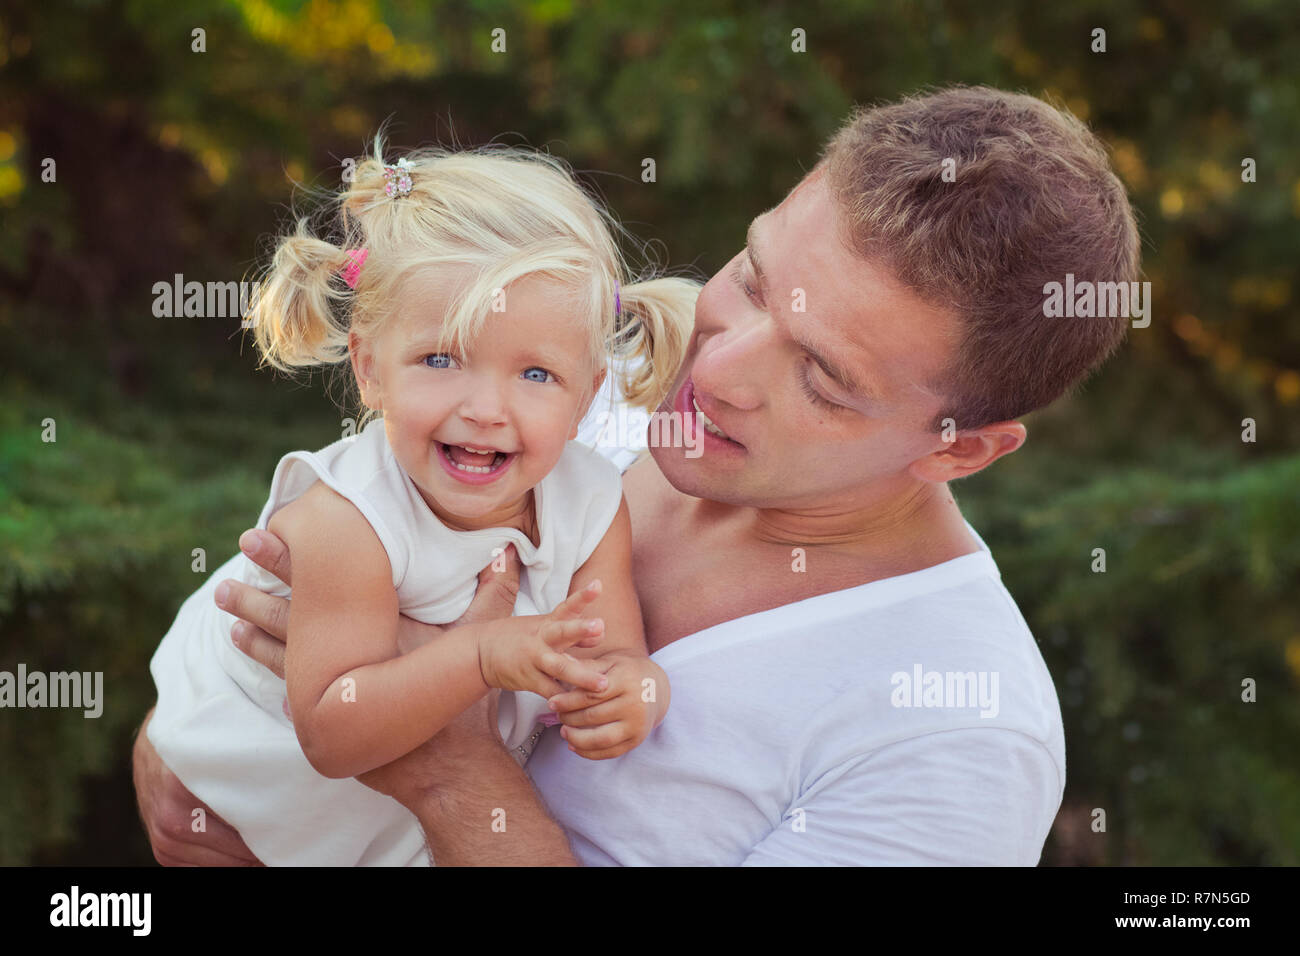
[
  {"xmin": 747, "ymin": 219, "xmax": 879, "ymax": 403},
  {"xmin": 745, "ymin": 219, "xmax": 770, "ymax": 301},
  {"xmin": 796, "ymin": 335, "xmax": 879, "ymax": 403}
]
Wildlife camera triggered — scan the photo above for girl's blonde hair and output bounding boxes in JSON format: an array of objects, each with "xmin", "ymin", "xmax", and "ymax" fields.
[{"xmin": 248, "ymin": 136, "xmax": 698, "ymax": 418}]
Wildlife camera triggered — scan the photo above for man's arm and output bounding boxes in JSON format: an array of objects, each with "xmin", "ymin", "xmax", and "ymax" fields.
[
  {"xmin": 356, "ymin": 701, "xmax": 580, "ymax": 866},
  {"xmin": 740, "ymin": 728, "xmax": 1063, "ymax": 866},
  {"xmin": 132, "ymin": 707, "xmax": 263, "ymax": 866}
]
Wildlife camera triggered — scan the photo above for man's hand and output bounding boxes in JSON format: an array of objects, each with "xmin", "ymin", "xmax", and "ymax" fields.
[
  {"xmin": 216, "ymin": 530, "xmax": 530, "ymax": 678},
  {"xmin": 132, "ymin": 707, "xmax": 263, "ymax": 866},
  {"xmin": 546, "ymin": 654, "xmax": 669, "ymax": 760}
]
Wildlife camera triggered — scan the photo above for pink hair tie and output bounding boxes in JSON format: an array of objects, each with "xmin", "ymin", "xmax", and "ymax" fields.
[{"xmin": 340, "ymin": 248, "xmax": 368, "ymax": 289}]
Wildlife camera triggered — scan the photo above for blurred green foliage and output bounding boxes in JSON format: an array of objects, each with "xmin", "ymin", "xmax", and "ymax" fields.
[{"xmin": 1, "ymin": 0, "xmax": 1297, "ymax": 864}]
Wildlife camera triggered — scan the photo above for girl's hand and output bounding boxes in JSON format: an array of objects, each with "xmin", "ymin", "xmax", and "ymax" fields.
[
  {"xmin": 546, "ymin": 655, "xmax": 667, "ymax": 760},
  {"xmin": 476, "ymin": 580, "xmax": 609, "ymax": 699}
]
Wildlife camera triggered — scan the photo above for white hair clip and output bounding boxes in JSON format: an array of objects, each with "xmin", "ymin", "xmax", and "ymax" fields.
[{"xmin": 383, "ymin": 157, "xmax": 413, "ymax": 198}]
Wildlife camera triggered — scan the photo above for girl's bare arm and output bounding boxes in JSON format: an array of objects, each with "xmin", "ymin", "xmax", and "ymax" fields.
[
  {"xmin": 272, "ymin": 482, "xmax": 492, "ymax": 778},
  {"xmin": 555, "ymin": 494, "xmax": 671, "ymax": 734},
  {"xmin": 564, "ymin": 495, "xmax": 648, "ymax": 661}
]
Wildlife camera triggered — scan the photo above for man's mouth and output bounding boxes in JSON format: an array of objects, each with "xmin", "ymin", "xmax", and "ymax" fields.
[
  {"xmin": 676, "ymin": 377, "xmax": 745, "ymax": 453},
  {"xmin": 691, "ymin": 395, "xmax": 733, "ymax": 441}
]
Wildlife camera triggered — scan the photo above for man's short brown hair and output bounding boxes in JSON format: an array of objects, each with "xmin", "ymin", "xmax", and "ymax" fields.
[{"xmin": 821, "ymin": 85, "xmax": 1141, "ymax": 430}]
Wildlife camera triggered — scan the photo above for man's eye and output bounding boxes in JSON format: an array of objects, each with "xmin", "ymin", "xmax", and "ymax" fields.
[
  {"xmin": 730, "ymin": 259, "xmax": 758, "ymax": 302},
  {"xmin": 522, "ymin": 367, "xmax": 553, "ymax": 384},
  {"xmin": 423, "ymin": 354, "xmax": 458, "ymax": 369},
  {"xmin": 799, "ymin": 366, "xmax": 844, "ymax": 413}
]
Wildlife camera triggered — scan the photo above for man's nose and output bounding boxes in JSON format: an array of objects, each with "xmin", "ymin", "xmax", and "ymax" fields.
[{"xmin": 692, "ymin": 299, "xmax": 771, "ymax": 411}]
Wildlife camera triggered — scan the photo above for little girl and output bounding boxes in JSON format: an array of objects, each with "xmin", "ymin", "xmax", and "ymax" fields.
[{"xmin": 146, "ymin": 140, "xmax": 698, "ymax": 866}]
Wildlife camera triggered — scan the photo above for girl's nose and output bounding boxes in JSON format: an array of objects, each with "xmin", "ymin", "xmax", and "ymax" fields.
[{"xmin": 457, "ymin": 376, "xmax": 510, "ymax": 426}]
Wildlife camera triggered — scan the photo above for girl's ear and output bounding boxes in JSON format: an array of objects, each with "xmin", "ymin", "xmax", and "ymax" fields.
[{"xmin": 349, "ymin": 331, "xmax": 381, "ymax": 411}]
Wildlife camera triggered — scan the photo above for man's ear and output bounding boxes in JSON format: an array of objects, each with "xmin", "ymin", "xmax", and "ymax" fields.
[
  {"xmin": 908, "ymin": 420, "xmax": 1027, "ymax": 484},
  {"xmin": 349, "ymin": 331, "xmax": 381, "ymax": 411},
  {"xmin": 569, "ymin": 366, "xmax": 609, "ymax": 440}
]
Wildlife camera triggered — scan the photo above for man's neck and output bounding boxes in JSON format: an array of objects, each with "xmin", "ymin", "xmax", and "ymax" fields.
[{"xmin": 733, "ymin": 479, "xmax": 979, "ymax": 572}]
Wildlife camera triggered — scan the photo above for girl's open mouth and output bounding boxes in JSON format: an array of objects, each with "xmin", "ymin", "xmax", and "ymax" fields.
[{"xmin": 436, "ymin": 441, "xmax": 514, "ymax": 485}]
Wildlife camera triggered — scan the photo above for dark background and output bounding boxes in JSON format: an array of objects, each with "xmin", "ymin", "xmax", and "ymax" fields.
[{"xmin": 1, "ymin": 0, "xmax": 1297, "ymax": 865}]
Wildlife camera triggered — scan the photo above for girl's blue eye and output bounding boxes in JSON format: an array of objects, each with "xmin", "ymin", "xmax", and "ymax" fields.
[
  {"xmin": 523, "ymin": 367, "xmax": 553, "ymax": 384},
  {"xmin": 423, "ymin": 354, "xmax": 457, "ymax": 369}
]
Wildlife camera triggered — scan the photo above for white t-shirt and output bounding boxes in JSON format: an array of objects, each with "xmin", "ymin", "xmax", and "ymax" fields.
[{"xmin": 543, "ymin": 374, "xmax": 1067, "ymax": 866}]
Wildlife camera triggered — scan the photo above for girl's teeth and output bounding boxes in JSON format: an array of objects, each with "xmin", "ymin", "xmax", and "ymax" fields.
[{"xmin": 444, "ymin": 444, "xmax": 508, "ymax": 473}]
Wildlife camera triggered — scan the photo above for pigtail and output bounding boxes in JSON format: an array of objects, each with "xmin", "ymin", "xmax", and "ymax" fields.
[
  {"xmin": 250, "ymin": 219, "xmax": 352, "ymax": 371},
  {"xmin": 613, "ymin": 277, "xmax": 700, "ymax": 411},
  {"xmin": 249, "ymin": 136, "xmax": 397, "ymax": 373}
]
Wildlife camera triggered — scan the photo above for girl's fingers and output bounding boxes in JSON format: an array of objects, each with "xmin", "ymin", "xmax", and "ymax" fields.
[
  {"xmin": 549, "ymin": 694, "xmax": 618, "ymax": 726},
  {"xmin": 566, "ymin": 743, "xmax": 633, "ymax": 762},
  {"xmin": 561, "ymin": 722, "xmax": 628, "ymax": 753},
  {"xmin": 545, "ymin": 689, "xmax": 593, "ymax": 715},
  {"xmin": 524, "ymin": 672, "xmax": 566, "ymax": 700},
  {"xmin": 230, "ymin": 620, "xmax": 287, "ymax": 680},
  {"xmin": 541, "ymin": 616, "xmax": 604, "ymax": 651},
  {"xmin": 551, "ymin": 579, "xmax": 602, "ymax": 619},
  {"xmin": 537, "ymin": 651, "xmax": 608, "ymax": 693},
  {"xmin": 215, "ymin": 578, "xmax": 291, "ymax": 641}
]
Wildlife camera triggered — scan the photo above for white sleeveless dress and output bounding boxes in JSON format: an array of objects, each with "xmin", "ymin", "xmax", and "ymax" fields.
[{"xmin": 147, "ymin": 417, "xmax": 624, "ymax": 866}]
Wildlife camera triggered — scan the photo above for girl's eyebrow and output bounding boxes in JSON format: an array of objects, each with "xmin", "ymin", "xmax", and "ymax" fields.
[{"xmin": 526, "ymin": 344, "xmax": 582, "ymax": 370}]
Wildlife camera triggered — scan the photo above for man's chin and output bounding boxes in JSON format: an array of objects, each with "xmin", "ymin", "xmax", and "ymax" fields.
[{"xmin": 647, "ymin": 441, "xmax": 755, "ymax": 505}]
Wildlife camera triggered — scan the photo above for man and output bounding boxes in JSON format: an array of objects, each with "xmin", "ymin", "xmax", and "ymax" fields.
[{"xmin": 134, "ymin": 85, "xmax": 1139, "ymax": 865}]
